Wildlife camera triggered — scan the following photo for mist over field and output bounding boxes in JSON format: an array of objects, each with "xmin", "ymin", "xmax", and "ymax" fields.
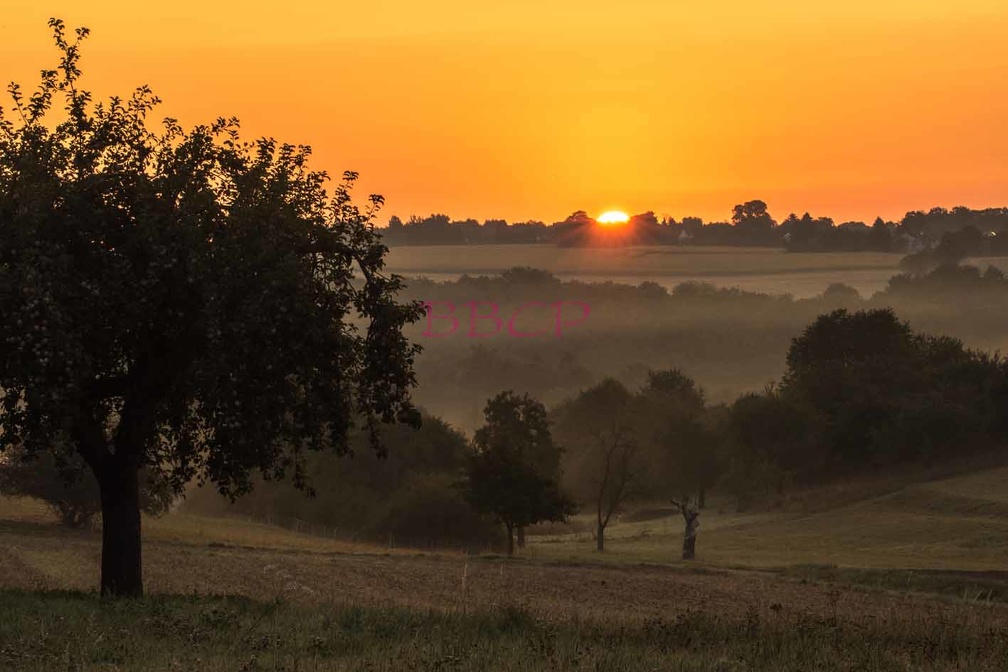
[
  {"xmin": 385, "ymin": 247, "xmax": 1008, "ymax": 431},
  {"xmin": 5, "ymin": 8, "xmax": 1008, "ymax": 672}
]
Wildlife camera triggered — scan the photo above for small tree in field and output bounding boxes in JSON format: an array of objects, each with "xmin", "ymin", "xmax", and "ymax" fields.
[
  {"xmin": 637, "ymin": 369, "xmax": 719, "ymax": 560},
  {"xmin": 0, "ymin": 21, "xmax": 423, "ymax": 596},
  {"xmin": 552, "ymin": 378, "xmax": 639, "ymax": 552},
  {"xmin": 464, "ymin": 391, "xmax": 573, "ymax": 556},
  {"xmin": 670, "ymin": 496, "xmax": 700, "ymax": 560}
]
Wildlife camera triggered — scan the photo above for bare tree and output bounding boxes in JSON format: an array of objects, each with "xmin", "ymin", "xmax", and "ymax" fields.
[
  {"xmin": 592, "ymin": 423, "xmax": 637, "ymax": 552},
  {"xmin": 554, "ymin": 379, "xmax": 640, "ymax": 552},
  {"xmin": 670, "ymin": 496, "xmax": 700, "ymax": 560}
]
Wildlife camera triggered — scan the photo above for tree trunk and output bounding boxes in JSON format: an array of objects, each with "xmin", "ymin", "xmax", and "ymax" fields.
[
  {"xmin": 682, "ymin": 511, "xmax": 699, "ymax": 560},
  {"xmin": 98, "ymin": 462, "xmax": 143, "ymax": 597},
  {"xmin": 505, "ymin": 523, "xmax": 515, "ymax": 557},
  {"xmin": 516, "ymin": 526, "xmax": 526, "ymax": 549},
  {"xmin": 596, "ymin": 520, "xmax": 605, "ymax": 552}
]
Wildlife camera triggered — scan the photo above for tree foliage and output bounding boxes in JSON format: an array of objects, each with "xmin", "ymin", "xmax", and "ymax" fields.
[
  {"xmin": 637, "ymin": 369, "xmax": 721, "ymax": 505},
  {"xmin": 0, "ymin": 19, "xmax": 423, "ymax": 595},
  {"xmin": 464, "ymin": 391, "xmax": 573, "ymax": 555},
  {"xmin": 756, "ymin": 308, "xmax": 1006, "ymax": 478},
  {"xmin": 187, "ymin": 412, "xmax": 498, "ymax": 549}
]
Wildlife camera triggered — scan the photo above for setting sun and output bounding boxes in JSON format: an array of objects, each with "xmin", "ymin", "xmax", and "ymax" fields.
[{"xmin": 597, "ymin": 210, "xmax": 630, "ymax": 226}]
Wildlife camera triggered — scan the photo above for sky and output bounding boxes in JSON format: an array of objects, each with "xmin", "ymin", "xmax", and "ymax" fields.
[{"xmin": 2, "ymin": 1, "xmax": 1007, "ymax": 224}]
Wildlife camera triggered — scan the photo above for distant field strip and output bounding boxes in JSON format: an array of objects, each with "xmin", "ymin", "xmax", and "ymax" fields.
[
  {"xmin": 385, "ymin": 245, "xmax": 902, "ymax": 297},
  {"xmin": 385, "ymin": 245, "xmax": 1008, "ymax": 298}
]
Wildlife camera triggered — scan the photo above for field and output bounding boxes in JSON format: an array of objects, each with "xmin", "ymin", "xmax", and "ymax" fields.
[
  {"xmin": 8, "ymin": 243, "xmax": 1008, "ymax": 668},
  {"xmin": 4, "ymin": 466, "xmax": 1008, "ymax": 670},
  {"xmin": 531, "ymin": 466, "xmax": 1008, "ymax": 572},
  {"xmin": 386, "ymin": 244, "xmax": 1008, "ymax": 298}
]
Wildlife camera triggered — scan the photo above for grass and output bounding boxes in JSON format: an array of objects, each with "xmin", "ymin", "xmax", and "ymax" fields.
[
  {"xmin": 528, "ymin": 498, "xmax": 1008, "ymax": 572},
  {"xmin": 525, "ymin": 462, "xmax": 1008, "ymax": 572},
  {"xmin": 923, "ymin": 466, "xmax": 1008, "ymax": 504},
  {"xmin": 5, "ymin": 465, "xmax": 1008, "ymax": 669},
  {"xmin": 778, "ymin": 565, "xmax": 1008, "ymax": 604},
  {"xmin": 2, "ymin": 589, "xmax": 1007, "ymax": 671}
]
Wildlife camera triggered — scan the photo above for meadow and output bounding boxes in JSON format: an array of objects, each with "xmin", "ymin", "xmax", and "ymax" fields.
[{"xmin": 4, "ymin": 464, "xmax": 1008, "ymax": 670}]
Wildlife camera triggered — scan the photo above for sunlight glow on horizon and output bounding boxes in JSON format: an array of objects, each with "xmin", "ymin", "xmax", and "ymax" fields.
[
  {"xmin": 2, "ymin": 2, "xmax": 1007, "ymax": 223},
  {"xmin": 597, "ymin": 211, "xmax": 630, "ymax": 226}
]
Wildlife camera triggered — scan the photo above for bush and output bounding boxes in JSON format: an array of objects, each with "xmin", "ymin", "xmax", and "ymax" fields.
[
  {"xmin": 365, "ymin": 474, "xmax": 502, "ymax": 551},
  {"xmin": 0, "ymin": 444, "xmax": 174, "ymax": 528}
]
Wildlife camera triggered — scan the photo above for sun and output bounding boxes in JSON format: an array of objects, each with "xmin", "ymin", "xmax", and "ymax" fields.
[{"xmin": 597, "ymin": 210, "xmax": 630, "ymax": 226}]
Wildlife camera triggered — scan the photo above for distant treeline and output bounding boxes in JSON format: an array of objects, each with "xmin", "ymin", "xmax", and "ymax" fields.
[{"xmin": 380, "ymin": 203, "xmax": 1008, "ymax": 254}]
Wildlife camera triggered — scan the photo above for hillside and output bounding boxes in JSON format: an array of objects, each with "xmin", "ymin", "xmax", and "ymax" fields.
[
  {"xmin": 3, "ymin": 465, "xmax": 1008, "ymax": 596},
  {"xmin": 530, "ymin": 466, "xmax": 1008, "ymax": 572},
  {"xmin": 4, "ymin": 467, "xmax": 1008, "ymax": 670}
]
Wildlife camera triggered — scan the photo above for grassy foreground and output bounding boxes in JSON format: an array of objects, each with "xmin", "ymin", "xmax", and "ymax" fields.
[
  {"xmin": 2, "ymin": 589, "xmax": 1007, "ymax": 672},
  {"xmin": 5, "ymin": 464, "xmax": 1008, "ymax": 671}
]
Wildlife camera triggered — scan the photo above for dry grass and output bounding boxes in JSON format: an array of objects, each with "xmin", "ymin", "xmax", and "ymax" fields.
[
  {"xmin": 4, "ymin": 588, "xmax": 1006, "ymax": 672},
  {"xmin": 924, "ymin": 466, "xmax": 1008, "ymax": 504},
  {"xmin": 530, "ymin": 500, "xmax": 1008, "ymax": 573},
  {"xmin": 5, "ymin": 466, "xmax": 1008, "ymax": 620},
  {"xmin": 4, "ymin": 474, "xmax": 1008, "ymax": 670}
]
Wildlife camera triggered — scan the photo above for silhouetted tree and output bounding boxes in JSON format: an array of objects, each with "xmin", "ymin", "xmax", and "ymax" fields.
[
  {"xmin": 0, "ymin": 20, "xmax": 423, "ymax": 596},
  {"xmin": 627, "ymin": 369, "xmax": 720, "ymax": 560},
  {"xmin": 681, "ymin": 217, "xmax": 704, "ymax": 235},
  {"xmin": 724, "ymin": 388, "xmax": 822, "ymax": 509},
  {"xmin": 464, "ymin": 392, "xmax": 573, "ymax": 556},
  {"xmin": 781, "ymin": 308, "xmax": 1004, "ymax": 470},
  {"xmin": 732, "ymin": 200, "xmax": 777, "ymax": 245},
  {"xmin": 820, "ymin": 283, "xmax": 862, "ymax": 306},
  {"xmin": 553, "ymin": 379, "xmax": 639, "ymax": 552},
  {"xmin": 638, "ymin": 370, "xmax": 720, "ymax": 509}
]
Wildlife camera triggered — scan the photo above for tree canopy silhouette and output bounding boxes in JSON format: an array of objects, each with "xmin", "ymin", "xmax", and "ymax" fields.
[
  {"xmin": 0, "ymin": 20, "xmax": 423, "ymax": 596},
  {"xmin": 464, "ymin": 391, "xmax": 573, "ymax": 556}
]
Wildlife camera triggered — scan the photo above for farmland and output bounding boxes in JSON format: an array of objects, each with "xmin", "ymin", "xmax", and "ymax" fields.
[
  {"xmin": 6, "ymin": 247, "xmax": 1008, "ymax": 670},
  {"xmin": 385, "ymin": 244, "xmax": 1008, "ymax": 298},
  {"xmin": 4, "ymin": 465, "xmax": 1008, "ymax": 670}
]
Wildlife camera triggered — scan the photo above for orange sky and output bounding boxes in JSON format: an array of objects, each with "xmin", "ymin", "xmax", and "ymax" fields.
[{"xmin": 2, "ymin": 1, "xmax": 1007, "ymax": 224}]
